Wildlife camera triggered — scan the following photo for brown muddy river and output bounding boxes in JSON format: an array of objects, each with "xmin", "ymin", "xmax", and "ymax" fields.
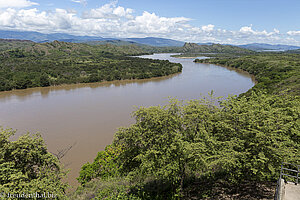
[{"xmin": 0, "ymin": 53, "xmax": 255, "ymax": 188}]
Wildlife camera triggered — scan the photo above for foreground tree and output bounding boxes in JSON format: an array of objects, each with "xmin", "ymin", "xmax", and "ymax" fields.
[{"xmin": 0, "ymin": 128, "xmax": 68, "ymax": 198}]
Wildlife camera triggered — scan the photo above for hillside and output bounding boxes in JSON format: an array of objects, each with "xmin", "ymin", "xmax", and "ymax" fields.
[
  {"xmin": 182, "ymin": 42, "xmax": 254, "ymax": 54},
  {"xmin": 0, "ymin": 39, "xmax": 35, "ymax": 51},
  {"xmin": 85, "ymin": 40, "xmax": 182, "ymax": 53},
  {"xmin": 0, "ymin": 40, "xmax": 182, "ymax": 91}
]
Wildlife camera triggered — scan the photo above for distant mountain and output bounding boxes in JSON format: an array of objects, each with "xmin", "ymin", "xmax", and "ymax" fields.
[
  {"xmin": 2, "ymin": 30, "xmax": 299, "ymax": 51},
  {"xmin": 123, "ymin": 37, "xmax": 185, "ymax": 47},
  {"xmin": 0, "ymin": 30, "xmax": 185, "ymax": 47},
  {"xmin": 238, "ymin": 43, "xmax": 300, "ymax": 51},
  {"xmin": 0, "ymin": 30, "xmax": 104, "ymax": 43},
  {"xmin": 85, "ymin": 39, "xmax": 143, "ymax": 46},
  {"xmin": 197, "ymin": 42, "xmax": 214, "ymax": 46},
  {"xmin": 183, "ymin": 43, "xmax": 253, "ymax": 54}
]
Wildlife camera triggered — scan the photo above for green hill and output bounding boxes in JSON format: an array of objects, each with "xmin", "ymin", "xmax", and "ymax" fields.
[
  {"xmin": 182, "ymin": 42, "xmax": 254, "ymax": 54},
  {"xmin": 0, "ymin": 39, "xmax": 35, "ymax": 51}
]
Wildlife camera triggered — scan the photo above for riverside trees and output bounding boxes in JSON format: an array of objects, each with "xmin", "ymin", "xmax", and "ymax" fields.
[{"xmin": 76, "ymin": 92, "xmax": 300, "ymax": 199}]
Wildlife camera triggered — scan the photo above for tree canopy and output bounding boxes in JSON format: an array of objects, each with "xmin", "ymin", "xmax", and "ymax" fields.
[{"xmin": 0, "ymin": 128, "xmax": 67, "ymax": 199}]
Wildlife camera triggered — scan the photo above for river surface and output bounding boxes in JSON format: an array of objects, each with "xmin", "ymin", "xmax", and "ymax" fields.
[{"xmin": 0, "ymin": 53, "xmax": 255, "ymax": 188}]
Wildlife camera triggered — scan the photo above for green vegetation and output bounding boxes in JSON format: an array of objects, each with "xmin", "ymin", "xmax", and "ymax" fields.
[
  {"xmin": 0, "ymin": 40, "xmax": 182, "ymax": 91},
  {"xmin": 195, "ymin": 53, "xmax": 300, "ymax": 95},
  {"xmin": 171, "ymin": 43, "xmax": 254, "ymax": 58},
  {"xmin": 0, "ymin": 128, "xmax": 67, "ymax": 198},
  {"xmin": 0, "ymin": 39, "xmax": 35, "ymax": 51},
  {"xmin": 182, "ymin": 43, "xmax": 254, "ymax": 54}
]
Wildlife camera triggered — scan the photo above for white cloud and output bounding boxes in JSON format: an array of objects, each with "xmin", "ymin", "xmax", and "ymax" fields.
[
  {"xmin": 273, "ymin": 28, "xmax": 280, "ymax": 34},
  {"xmin": 287, "ymin": 31, "xmax": 300, "ymax": 36},
  {"xmin": 123, "ymin": 11, "xmax": 190, "ymax": 34},
  {"xmin": 202, "ymin": 24, "xmax": 214, "ymax": 32},
  {"xmin": 0, "ymin": 2, "xmax": 299, "ymax": 45},
  {"xmin": 82, "ymin": 1, "xmax": 133, "ymax": 19},
  {"xmin": 0, "ymin": 0, "xmax": 38, "ymax": 8},
  {"xmin": 239, "ymin": 25, "xmax": 276, "ymax": 36}
]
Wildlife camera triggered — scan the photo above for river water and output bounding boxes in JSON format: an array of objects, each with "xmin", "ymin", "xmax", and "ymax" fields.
[{"xmin": 0, "ymin": 53, "xmax": 255, "ymax": 188}]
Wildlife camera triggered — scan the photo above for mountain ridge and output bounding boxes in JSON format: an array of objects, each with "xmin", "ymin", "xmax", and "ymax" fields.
[{"xmin": 1, "ymin": 30, "xmax": 299, "ymax": 50}]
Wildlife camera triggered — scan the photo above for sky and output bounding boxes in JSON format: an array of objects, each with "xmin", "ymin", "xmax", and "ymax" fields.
[{"xmin": 0, "ymin": 0, "xmax": 299, "ymax": 45}]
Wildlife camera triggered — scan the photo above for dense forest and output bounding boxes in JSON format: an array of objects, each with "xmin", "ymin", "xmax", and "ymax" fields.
[{"xmin": 0, "ymin": 40, "xmax": 182, "ymax": 91}]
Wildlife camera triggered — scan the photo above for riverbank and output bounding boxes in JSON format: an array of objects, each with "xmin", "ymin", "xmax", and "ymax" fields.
[
  {"xmin": 194, "ymin": 53, "xmax": 300, "ymax": 95},
  {"xmin": 0, "ymin": 72, "xmax": 182, "ymax": 99}
]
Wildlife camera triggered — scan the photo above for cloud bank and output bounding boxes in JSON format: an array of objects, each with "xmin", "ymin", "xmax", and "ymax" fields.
[{"xmin": 0, "ymin": 1, "xmax": 299, "ymax": 45}]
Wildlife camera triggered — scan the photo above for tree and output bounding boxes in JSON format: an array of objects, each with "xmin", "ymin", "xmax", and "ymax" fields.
[
  {"xmin": 77, "ymin": 144, "xmax": 123, "ymax": 185},
  {"xmin": 113, "ymin": 98, "xmax": 209, "ymax": 195},
  {"xmin": 0, "ymin": 128, "xmax": 68, "ymax": 198}
]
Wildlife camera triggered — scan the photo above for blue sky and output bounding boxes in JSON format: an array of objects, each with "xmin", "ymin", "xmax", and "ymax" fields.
[{"xmin": 0, "ymin": 0, "xmax": 299, "ymax": 45}]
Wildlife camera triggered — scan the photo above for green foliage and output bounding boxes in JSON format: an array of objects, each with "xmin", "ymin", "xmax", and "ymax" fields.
[
  {"xmin": 71, "ymin": 178, "xmax": 142, "ymax": 200},
  {"xmin": 0, "ymin": 39, "xmax": 34, "ymax": 51},
  {"xmin": 78, "ymin": 144, "xmax": 123, "ymax": 185},
  {"xmin": 0, "ymin": 128, "xmax": 68, "ymax": 198},
  {"xmin": 113, "ymin": 97, "xmax": 219, "ymax": 188},
  {"xmin": 211, "ymin": 93, "xmax": 300, "ymax": 182}
]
